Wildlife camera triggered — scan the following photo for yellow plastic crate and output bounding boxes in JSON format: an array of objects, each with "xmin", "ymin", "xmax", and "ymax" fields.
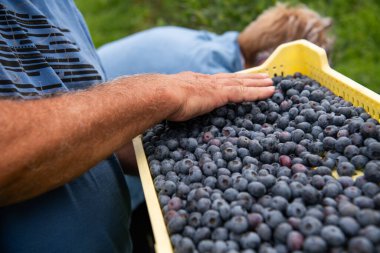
[{"xmin": 133, "ymin": 39, "xmax": 380, "ymax": 253}]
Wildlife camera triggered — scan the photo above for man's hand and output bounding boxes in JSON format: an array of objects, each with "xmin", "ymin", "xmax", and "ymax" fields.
[
  {"xmin": 165, "ymin": 72, "xmax": 274, "ymax": 121},
  {"xmin": 0, "ymin": 72, "xmax": 273, "ymax": 206}
]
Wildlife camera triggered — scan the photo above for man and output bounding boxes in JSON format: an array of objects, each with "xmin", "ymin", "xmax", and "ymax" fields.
[
  {"xmin": 0, "ymin": 1, "xmax": 273, "ymax": 252},
  {"xmin": 97, "ymin": 3, "xmax": 334, "ymax": 211}
]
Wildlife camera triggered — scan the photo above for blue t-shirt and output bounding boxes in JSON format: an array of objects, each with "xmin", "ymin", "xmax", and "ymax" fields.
[
  {"xmin": 97, "ymin": 26, "xmax": 244, "ymax": 78},
  {"xmin": 0, "ymin": 1, "xmax": 131, "ymax": 252}
]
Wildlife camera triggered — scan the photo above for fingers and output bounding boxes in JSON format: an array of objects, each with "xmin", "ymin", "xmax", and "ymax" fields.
[
  {"xmin": 219, "ymin": 77, "xmax": 273, "ymax": 87},
  {"xmin": 215, "ymin": 72, "xmax": 270, "ymax": 79},
  {"xmin": 225, "ymin": 85, "xmax": 275, "ymax": 103}
]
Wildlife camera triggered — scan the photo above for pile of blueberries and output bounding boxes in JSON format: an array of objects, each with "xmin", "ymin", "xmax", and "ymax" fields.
[{"xmin": 143, "ymin": 73, "xmax": 380, "ymax": 253}]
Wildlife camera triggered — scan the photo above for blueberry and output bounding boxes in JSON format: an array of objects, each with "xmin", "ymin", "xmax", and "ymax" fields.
[
  {"xmin": 265, "ymin": 210, "xmax": 286, "ymax": 229},
  {"xmin": 324, "ymin": 125, "xmax": 339, "ymax": 137},
  {"xmin": 290, "ymin": 181, "xmax": 304, "ymax": 198},
  {"xmin": 159, "ymin": 194, "xmax": 170, "ymax": 207},
  {"xmin": 197, "ymin": 198, "xmax": 211, "ymax": 213},
  {"xmin": 160, "ymin": 180, "xmax": 177, "ymax": 196},
  {"xmin": 326, "ymin": 214, "xmax": 340, "ymax": 226},
  {"xmin": 270, "ymin": 223, "xmax": 291, "ymax": 244},
  {"xmin": 291, "ymin": 129, "xmax": 305, "ymax": 143},
  {"xmin": 351, "ymin": 155, "xmax": 369, "ymax": 169},
  {"xmin": 197, "ymin": 239, "xmax": 213, "ymax": 252},
  {"xmin": 175, "ymin": 237, "xmax": 195, "ymax": 253},
  {"xmin": 248, "ymin": 140, "xmax": 264, "ymax": 156},
  {"xmin": 291, "ymin": 164, "xmax": 308, "ymax": 174},
  {"xmin": 302, "ymin": 184, "xmax": 320, "ymax": 205},
  {"xmin": 222, "ymin": 147, "xmax": 238, "ymax": 161},
  {"xmin": 318, "ymin": 114, "xmax": 330, "ymax": 128},
  {"xmin": 305, "ymin": 154, "xmax": 322, "ymax": 167},
  {"xmin": 201, "ymin": 210, "xmax": 221, "ymax": 228},
  {"xmin": 247, "ymin": 213, "xmax": 263, "ymax": 229},
  {"xmin": 170, "ymin": 234, "xmax": 182, "ymax": 248},
  {"xmin": 321, "ymin": 225, "xmax": 346, "ymax": 247},
  {"xmin": 297, "ymin": 122, "xmax": 312, "ymax": 133},
  {"xmin": 271, "ymin": 181, "xmax": 291, "ymax": 200},
  {"xmin": 272, "ymin": 92, "xmax": 285, "ymax": 104},
  {"xmin": 356, "ymin": 209, "xmax": 380, "ymax": 227},
  {"xmin": 335, "ymin": 136, "xmax": 352, "ymax": 153},
  {"xmin": 305, "ymin": 208, "xmax": 324, "ymax": 221},
  {"xmin": 182, "ymin": 225, "xmax": 195, "ymax": 239},
  {"xmin": 337, "ymin": 162, "xmax": 356, "ymax": 177},
  {"xmin": 228, "ymin": 159, "xmax": 243, "ymax": 173},
  {"xmin": 303, "ymin": 236, "xmax": 327, "ymax": 253},
  {"xmin": 287, "ymin": 201, "xmax": 306, "ymax": 218},
  {"xmin": 223, "ymin": 188, "xmax": 239, "ymax": 202},
  {"xmin": 167, "ymin": 214, "xmax": 187, "ymax": 234},
  {"xmin": 240, "ymin": 232, "xmax": 261, "ymax": 249},
  {"xmin": 226, "ymin": 215, "xmax": 249, "ymax": 234},
  {"xmin": 287, "ymin": 231, "xmax": 304, "ymax": 251},
  {"xmin": 350, "ymin": 133, "xmax": 363, "ymax": 146},
  {"xmin": 359, "ymin": 225, "xmax": 380, "ymax": 244},
  {"xmin": 279, "ymin": 141, "xmax": 297, "ymax": 155},
  {"xmin": 279, "ymin": 79, "xmax": 293, "ymax": 91},
  {"xmin": 367, "ymin": 142, "xmax": 380, "ymax": 159},
  {"xmin": 362, "ymin": 182, "xmax": 380, "ymax": 197},
  {"xmin": 310, "ymin": 90, "xmax": 324, "ymax": 102},
  {"xmin": 252, "ymin": 113, "xmax": 267, "ymax": 124},
  {"xmin": 217, "ymin": 175, "xmax": 232, "ymax": 190},
  {"xmin": 348, "ymin": 237, "xmax": 375, "ymax": 253},
  {"xmin": 269, "ymin": 196, "xmax": 288, "ymax": 213},
  {"xmin": 360, "ymin": 122, "xmax": 378, "ymax": 138},
  {"xmin": 343, "ymin": 145, "xmax": 360, "ymax": 159},
  {"xmin": 278, "ymin": 116, "xmax": 290, "ymax": 130},
  {"xmin": 232, "ymin": 176, "xmax": 248, "ymax": 191},
  {"xmin": 260, "ymin": 151, "xmax": 275, "ymax": 164},
  {"xmin": 338, "ymin": 216, "xmax": 360, "ymax": 237},
  {"xmin": 201, "ymin": 161, "xmax": 217, "ymax": 176},
  {"xmin": 288, "ymin": 217, "xmax": 301, "ymax": 230},
  {"xmin": 338, "ymin": 201, "xmax": 359, "ymax": 217},
  {"xmin": 311, "ymin": 174, "xmax": 327, "ymax": 190},
  {"xmin": 222, "ymin": 126, "xmax": 236, "ymax": 137},
  {"xmin": 193, "ymin": 227, "xmax": 211, "ymax": 244},
  {"xmin": 337, "ymin": 176, "xmax": 354, "ymax": 188},
  {"xmin": 287, "ymin": 88, "xmax": 300, "ymax": 97},
  {"xmin": 237, "ymin": 147, "xmax": 250, "ymax": 159},
  {"xmin": 247, "ymin": 181, "xmax": 266, "ymax": 198},
  {"xmin": 168, "ymin": 197, "xmax": 183, "ymax": 211},
  {"xmin": 188, "ymin": 166, "xmax": 203, "ymax": 183},
  {"xmin": 353, "ymin": 196, "xmax": 374, "ymax": 209},
  {"xmin": 256, "ymin": 223, "xmax": 272, "ymax": 242},
  {"xmin": 260, "ymin": 137, "xmax": 278, "ymax": 152},
  {"xmin": 344, "ymin": 186, "xmax": 362, "ymax": 199},
  {"xmin": 364, "ymin": 161, "xmax": 380, "ymax": 184},
  {"xmin": 337, "ymin": 129, "xmax": 349, "ymax": 138},
  {"xmin": 203, "ymin": 176, "xmax": 217, "ymax": 188},
  {"xmin": 322, "ymin": 182, "xmax": 342, "ymax": 198},
  {"xmin": 299, "ymin": 216, "xmax": 322, "ymax": 236},
  {"xmin": 279, "ymin": 155, "xmax": 292, "ymax": 167},
  {"xmin": 225, "ymin": 240, "xmax": 239, "ymax": 251}
]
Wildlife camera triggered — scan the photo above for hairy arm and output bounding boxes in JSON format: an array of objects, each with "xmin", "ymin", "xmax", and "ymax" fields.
[{"xmin": 0, "ymin": 72, "xmax": 273, "ymax": 206}]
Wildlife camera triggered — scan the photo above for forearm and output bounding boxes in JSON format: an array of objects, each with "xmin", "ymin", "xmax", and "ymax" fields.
[{"xmin": 0, "ymin": 74, "xmax": 174, "ymax": 206}]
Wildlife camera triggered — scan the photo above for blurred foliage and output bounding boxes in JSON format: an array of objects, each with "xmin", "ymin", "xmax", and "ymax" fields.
[{"xmin": 75, "ymin": 0, "xmax": 380, "ymax": 93}]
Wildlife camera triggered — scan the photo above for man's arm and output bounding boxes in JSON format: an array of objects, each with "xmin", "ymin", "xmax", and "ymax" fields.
[{"xmin": 0, "ymin": 72, "xmax": 273, "ymax": 206}]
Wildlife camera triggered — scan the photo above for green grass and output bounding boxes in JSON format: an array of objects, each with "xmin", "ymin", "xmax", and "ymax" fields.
[{"xmin": 75, "ymin": 0, "xmax": 380, "ymax": 93}]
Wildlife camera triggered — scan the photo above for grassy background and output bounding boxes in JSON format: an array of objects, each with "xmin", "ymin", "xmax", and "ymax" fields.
[{"xmin": 75, "ymin": 0, "xmax": 380, "ymax": 93}]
